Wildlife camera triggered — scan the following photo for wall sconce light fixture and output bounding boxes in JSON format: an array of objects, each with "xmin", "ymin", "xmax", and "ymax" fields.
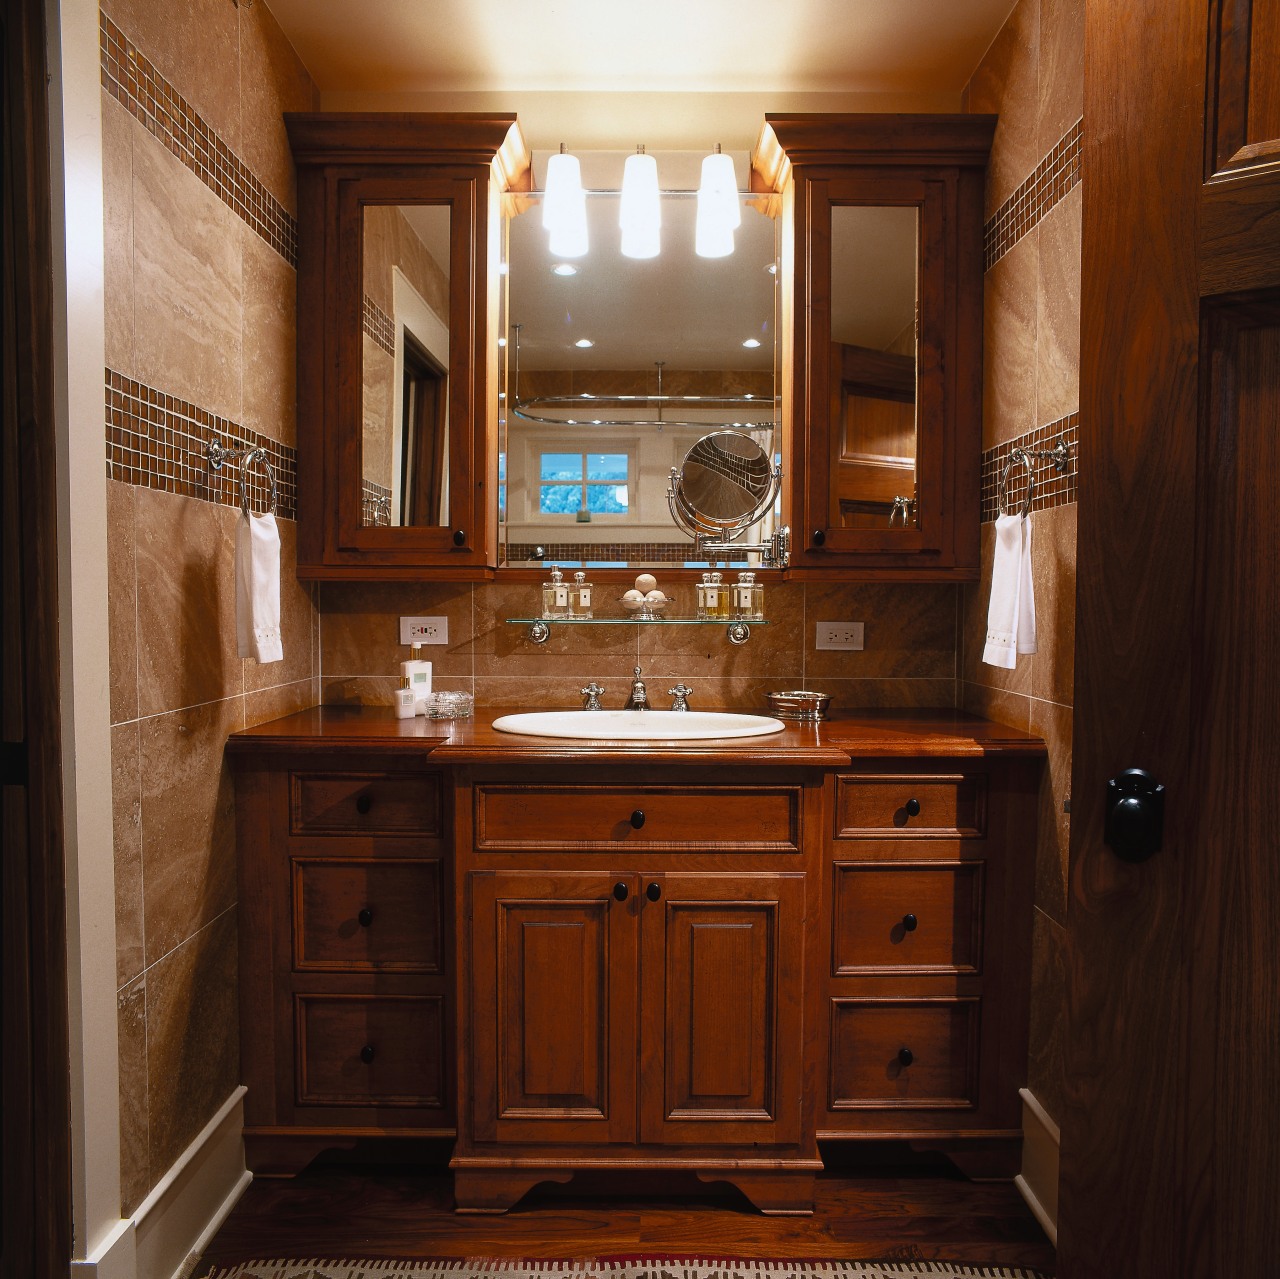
[
  {"xmin": 619, "ymin": 146, "xmax": 661, "ymax": 259},
  {"xmin": 541, "ymin": 144, "xmax": 588, "ymax": 257}
]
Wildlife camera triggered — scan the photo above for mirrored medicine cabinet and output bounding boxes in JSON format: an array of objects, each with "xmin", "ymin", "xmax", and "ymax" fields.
[{"xmin": 287, "ymin": 111, "xmax": 994, "ymax": 582}]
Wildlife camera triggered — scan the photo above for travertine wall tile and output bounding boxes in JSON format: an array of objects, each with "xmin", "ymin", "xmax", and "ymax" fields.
[
  {"xmin": 959, "ymin": 679, "xmax": 1032, "ymax": 732},
  {"xmin": 144, "ymin": 909, "xmax": 239, "ymax": 1180},
  {"xmin": 804, "ymin": 583, "xmax": 957, "ymax": 680},
  {"xmin": 102, "ymin": 94, "xmax": 135, "ymax": 372},
  {"xmin": 117, "ymin": 978, "xmax": 150, "ymax": 1217},
  {"xmin": 1037, "ymin": 0, "xmax": 1084, "ymax": 158},
  {"xmin": 139, "ymin": 696, "xmax": 241, "ymax": 969},
  {"xmin": 134, "ymin": 487, "xmax": 241, "ymax": 717},
  {"xmin": 983, "ymin": 230, "xmax": 1039, "ymax": 451},
  {"xmin": 106, "ymin": 479, "xmax": 139, "ymax": 725},
  {"xmin": 1035, "ymin": 183, "xmax": 1082, "ymax": 427},
  {"xmin": 112, "ymin": 722, "xmax": 144, "ymax": 989},
  {"xmin": 236, "ymin": 0, "xmax": 318, "ymax": 213},
  {"xmin": 102, "ymin": 0, "xmax": 242, "ymax": 154},
  {"xmin": 241, "ymin": 223, "xmax": 298, "ymax": 447},
  {"xmin": 1030, "ymin": 501, "xmax": 1076, "ymax": 705},
  {"xmin": 132, "ymin": 130, "xmax": 243, "ymax": 423}
]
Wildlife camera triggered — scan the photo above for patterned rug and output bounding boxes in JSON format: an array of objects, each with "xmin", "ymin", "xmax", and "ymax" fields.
[{"xmin": 204, "ymin": 1261, "xmax": 1052, "ymax": 1279}]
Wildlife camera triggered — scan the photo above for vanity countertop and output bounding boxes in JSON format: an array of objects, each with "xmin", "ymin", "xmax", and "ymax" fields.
[{"xmin": 226, "ymin": 704, "xmax": 1045, "ymax": 764}]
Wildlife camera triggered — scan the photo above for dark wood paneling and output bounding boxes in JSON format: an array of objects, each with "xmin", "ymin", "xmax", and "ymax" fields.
[{"xmin": 1205, "ymin": 0, "xmax": 1280, "ymax": 177}]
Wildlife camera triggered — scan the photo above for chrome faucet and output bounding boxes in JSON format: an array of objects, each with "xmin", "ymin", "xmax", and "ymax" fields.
[
  {"xmin": 622, "ymin": 666, "xmax": 649, "ymax": 711},
  {"xmin": 668, "ymin": 684, "xmax": 693, "ymax": 712},
  {"xmin": 580, "ymin": 682, "xmax": 605, "ymax": 711}
]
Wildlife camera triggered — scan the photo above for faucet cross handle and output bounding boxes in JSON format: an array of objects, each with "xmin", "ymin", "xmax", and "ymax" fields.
[
  {"xmin": 668, "ymin": 684, "xmax": 694, "ymax": 712},
  {"xmin": 580, "ymin": 682, "xmax": 605, "ymax": 711}
]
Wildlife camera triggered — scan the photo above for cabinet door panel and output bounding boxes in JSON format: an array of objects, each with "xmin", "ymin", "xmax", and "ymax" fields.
[
  {"xmin": 639, "ymin": 874, "xmax": 805, "ymax": 1145},
  {"xmin": 470, "ymin": 872, "xmax": 636, "ymax": 1143}
]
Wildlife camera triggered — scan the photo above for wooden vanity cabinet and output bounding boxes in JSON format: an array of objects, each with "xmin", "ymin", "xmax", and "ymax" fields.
[
  {"xmin": 229, "ymin": 743, "xmax": 455, "ymax": 1174},
  {"xmin": 816, "ymin": 757, "xmax": 1041, "ymax": 1177},
  {"xmin": 450, "ymin": 765, "xmax": 825, "ymax": 1215}
]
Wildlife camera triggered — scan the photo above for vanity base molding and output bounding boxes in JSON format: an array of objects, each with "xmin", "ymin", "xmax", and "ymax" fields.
[{"xmin": 451, "ymin": 1157, "xmax": 822, "ymax": 1216}]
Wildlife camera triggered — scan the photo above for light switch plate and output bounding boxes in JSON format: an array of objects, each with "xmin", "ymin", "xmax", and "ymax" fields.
[
  {"xmin": 815, "ymin": 621, "xmax": 865, "ymax": 651},
  {"xmin": 400, "ymin": 616, "xmax": 448, "ymax": 645}
]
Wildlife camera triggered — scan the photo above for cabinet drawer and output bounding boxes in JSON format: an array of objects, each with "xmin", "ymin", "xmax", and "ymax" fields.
[
  {"xmin": 835, "ymin": 773, "xmax": 986, "ymax": 838},
  {"xmin": 829, "ymin": 997, "xmax": 979, "ymax": 1110},
  {"xmin": 290, "ymin": 771, "xmax": 442, "ymax": 837},
  {"xmin": 295, "ymin": 994, "xmax": 446, "ymax": 1107},
  {"xmin": 474, "ymin": 784, "xmax": 800, "ymax": 853},
  {"xmin": 832, "ymin": 862, "xmax": 983, "ymax": 974},
  {"xmin": 292, "ymin": 858, "xmax": 444, "ymax": 972}
]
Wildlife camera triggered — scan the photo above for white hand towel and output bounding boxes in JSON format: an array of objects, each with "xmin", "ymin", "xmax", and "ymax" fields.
[
  {"xmin": 236, "ymin": 510, "xmax": 284, "ymax": 664},
  {"xmin": 982, "ymin": 512, "xmax": 1036, "ymax": 669}
]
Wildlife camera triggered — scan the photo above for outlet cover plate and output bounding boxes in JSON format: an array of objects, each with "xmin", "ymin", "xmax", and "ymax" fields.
[
  {"xmin": 400, "ymin": 616, "xmax": 448, "ymax": 645},
  {"xmin": 815, "ymin": 620, "xmax": 865, "ymax": 651}
]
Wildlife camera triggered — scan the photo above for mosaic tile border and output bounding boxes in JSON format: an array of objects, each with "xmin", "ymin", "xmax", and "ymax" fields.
[
  {"xmin": 105, "ymin": 368, "xmax": 298, "ymax": 521},
  {"xmin": 984, "ymin": 118, "xmax": 1082, "ymax": 271},
  {"xmin": 100, "ymin": 12, "xmax": 298, "ymax": 268},
  {"xmin": 980, "ymin": 413, "xmax": 1079, "ymax": 523},
  {"xmin": 363, "ymin": 296, "xmax": 396, "ymax": 358}
]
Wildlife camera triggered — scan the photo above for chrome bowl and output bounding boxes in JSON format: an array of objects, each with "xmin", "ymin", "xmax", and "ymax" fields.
[{"xmin": 767, "ymin": 690, "xmax": 832, "ymax": 721}]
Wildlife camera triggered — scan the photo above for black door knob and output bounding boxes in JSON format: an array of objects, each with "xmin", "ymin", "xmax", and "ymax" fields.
[
  {"xmin": 812, "ymin": 529, "xmax": 826, "ymax": 546},
  {"xmin": 898, "ymin": 1047, "xmax": 913, "ymax": 1067},
  {"xmin": 452, "ymin": 529, "xmax": 466, "ymax": 546},
  {"xmin": 358, "ymin": 908, "xmax": 373, "ymax": 927},
  {"xmin": 355, "ymin": 794, "xmax": 373, "ymax": 815},
  {"xmin": 902, "ymin": 913, "xmax": 918, "ymax": 932},
  {"xmin": 613, "ymin": 881, "xmax": 629, "ymax": 901},
  {"xmin": 1105, "ymin": 768, "xmax": 1165, "ymax": 863},
  {"xmin": 360, "ymin": 1044, "xmax": 375, "ymax": 1064},
  {"xmin": 630, "ymin": 809, "xmax": 645, "ymax": 829},
  {"xmin": 904, "ymin": 797, "xmax": 921, "ymax": 817},
  {"xmin": 646, "ymin": 882, "xmax": 662, "ymax": 902}
]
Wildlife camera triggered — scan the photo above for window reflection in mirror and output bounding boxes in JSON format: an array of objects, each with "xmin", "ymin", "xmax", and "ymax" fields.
[
  {"xmin": 499, "ymin": 154, "xmax": 779, "ymax": 569},
  {"xmin": 361, "ymin": 203, "xmax": 451, "ymax": 528},
  {"xmin": 829, "ymin": 205, "xmax": 918, "ymax": 530}
]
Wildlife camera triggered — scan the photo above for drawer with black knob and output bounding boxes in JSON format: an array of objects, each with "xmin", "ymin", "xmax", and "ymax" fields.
[
  {"xmin": 834, "ymin": 773, "xmax": 987, "ymax": 839},
  {"xmin": 831, "ymin": 861, "xmax": 984, "ymax": 974},
  {"xmin": 295, "ymin": 993, "xmax": 447, "ymax": 1108},
  {"xmin": 289, "ymin": 770, "xmax": 442, "ymax": 836},
  {"xmin": 291, "ymin": 858, "xmax": 444, "ymax": 972}
]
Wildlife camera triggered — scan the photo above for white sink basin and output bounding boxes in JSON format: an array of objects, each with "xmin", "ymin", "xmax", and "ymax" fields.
[{"xmin": 491, "ymin": 709, "xmax": 786, "ymax": 741}]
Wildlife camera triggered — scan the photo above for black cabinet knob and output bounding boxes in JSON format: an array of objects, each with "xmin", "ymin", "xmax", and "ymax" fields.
[
  {"xmin": 613, "ymin": 881, "xmax": 629, "ymax": 902},
  {"xmin": 630, "ymin": 809, "xmax": 645, "ymax": 829},
  {"xmin": 360, "ymin": 1044, "xmax": 375, "ymax": 1064},
  {"xmin": 646, "ymin": 882, "xmax": 662, "ymax": 902},
  {"xmin": 904, "ymin": 797, "xmax": 921, "ymax": 817},
  {"xmin": 355, "ymin": 794, "xmax": 373, "ymax": 815},
  {"xmin": 452, "ymin": 529, "xmax": 466, "ymax": 546},
  {"xmin": 902, "ymin": 913, "xmax": 918, "ymax": 932},
  {"xmin": 898, "ymin": 1047, "xmax": 913, "ymax": 1067},
  {"xmin": 1105, "ymin": 768, "xmax": 1165, "ymax": 863},
  {"xmin": 358, "ymin": 908, "xmax": 373, "ymax": 928},
  {"xmin": 812, "ymin": 529, "xmax": 826, "ymax": 546}
]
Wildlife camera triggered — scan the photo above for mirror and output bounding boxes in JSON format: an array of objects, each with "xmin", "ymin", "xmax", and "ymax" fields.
[
  {"xmin": 361, "ymin": 203, "xmax": 452, "ymax": 528},
  {"xmin": 676, "ymin": 431, "xmax": 776, "ymax": 529},
  {"xmin": 829, "ymin": 204, "xmax": 918, "ymax": 529},
  {"xmin": 498, "ymin": 152, "xmax": 779, "ymax": 569}
]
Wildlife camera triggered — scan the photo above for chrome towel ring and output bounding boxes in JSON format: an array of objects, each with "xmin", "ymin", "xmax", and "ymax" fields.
[
  {"xmin": 998, "ymin": 448, "xmax": 1035, "ymax": 518},
  {"xmin": 238, "ymin": 447, "xmax": 279, "ymax": 517}
]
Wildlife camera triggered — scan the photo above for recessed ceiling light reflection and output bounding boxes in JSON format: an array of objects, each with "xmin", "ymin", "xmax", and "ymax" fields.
[
  {"xmin": 551, "ymin": 263, "xmax": 578, "ymax": 276},
  {"xmin": 575, "ymin": 339, "xmax": 594, "ymax": 348},
  {"xmin": 742, "ymin": 338, "xmax": 761, "ymax": 349}
]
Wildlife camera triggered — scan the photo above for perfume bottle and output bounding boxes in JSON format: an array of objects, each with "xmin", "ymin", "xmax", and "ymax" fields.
[
  {"xmin": 570, "ymin": 570, "xmax": 594, "ymax": 618},
  {"xmin": 393, "ymin": 675, "xmax": 417, "ymax": 720},
  {"xmin": 696, "ymin": 572, "xmax": 713, "ymax": 620},
  {"xmin": 708, "ymin": 571, "xmax": 728, "ymax": 619},
  {"xmin": 541, "ymin": 565, "xmax": 570, "ymax": 618},
  {"xmin": 734, "ymin": 571, "xmax": 763, "ymax": 620}
]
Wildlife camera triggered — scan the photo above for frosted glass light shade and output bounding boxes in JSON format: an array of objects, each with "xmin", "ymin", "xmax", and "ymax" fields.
[
  {"xmin": 619, "ymin": 150, "xmax": 661, "ymax": 259},
  {"xmin": 695, "ymin": 150, "xmax": 741, "ymax": 258},
  {"xmin": 542, "ymin": 150, "xmax": 588, "ymax": 257}
]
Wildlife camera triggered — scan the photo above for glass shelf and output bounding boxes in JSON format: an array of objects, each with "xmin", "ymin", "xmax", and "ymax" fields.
[{"xmin": 506, "ymin": 617, "xmax": 767, "ymax": 646}]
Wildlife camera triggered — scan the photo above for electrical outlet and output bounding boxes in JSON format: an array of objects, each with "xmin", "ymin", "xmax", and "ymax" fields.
[
  {"xmin": 399, "ymin": 616, "xmax": 448, "ymax": 645},
  {"xmin": 815, "ymin": 620, "xmax": 864, "ymax": 651}
]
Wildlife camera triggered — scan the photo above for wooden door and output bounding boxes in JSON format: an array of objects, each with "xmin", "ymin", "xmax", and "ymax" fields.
[
  {"xmin": 468, "ymin": 871, "xmax": 637, "ymax": 1144},
  {"xmin": 638, "ymin": 874, "xmax": 805, "ymax": 1146},
  {"xmin": 1061, "ymin": 2, "xmax": 1280, "ymax": 1274}
]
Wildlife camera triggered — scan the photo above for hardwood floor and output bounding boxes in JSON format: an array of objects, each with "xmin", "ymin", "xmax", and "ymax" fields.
[{"xmin": 190, "ymin": 1148, "xmax": 1055, "ymax": 1276}]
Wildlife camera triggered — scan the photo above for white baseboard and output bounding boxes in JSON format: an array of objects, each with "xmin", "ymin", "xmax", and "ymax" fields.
[
  {"xmin": 135, "ymin": 1086, "xmax": 250, "ymax": 1279},
  {"xmin": 1015, "ymin": 1087, "xmax": 1060, "ymax": 1245}
]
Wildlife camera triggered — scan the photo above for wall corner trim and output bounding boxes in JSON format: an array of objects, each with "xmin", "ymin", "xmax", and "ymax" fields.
[{"xmin": 1015, "ymin": 1086, "xmax": 1060, "ymax": 1246}]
